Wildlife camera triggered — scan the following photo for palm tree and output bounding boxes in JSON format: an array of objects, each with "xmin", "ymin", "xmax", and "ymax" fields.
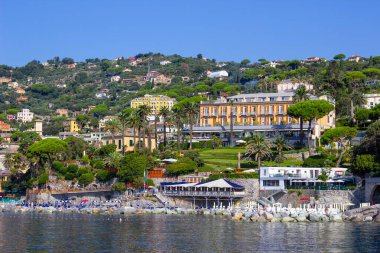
[
  {"xmin": 118, "ymin": 108, "xmax": 133, "ymax": 154},
  {"xmin": 172, "ymin": 106, "xmax": 184, "ymax": 151},
  {"xmin": 159, "ymin": 106, "xmax": 170, "ymax": 148},
  {"xmin": 273, "ymin": 136, "xmax": 292, "ymax": 163},
  {"xmin": 229, "ymin": 100, "xmax": 235, "ymax": 147},
  {"xmin": 245, "ymin": 135, "xmax": 272, "ymax": 170},
  {"xmin": 154, "ymin": 111, "xmax": 158, "ymax": 150},
  {"xmin": 104, "ymin": 152, "xmax": 122, "ymax": 173},
  {"xmin": 105, "ymin": 119, "xmax": 120, "ymax": 146},
  {"xmin": 127, "ymin": 111, "xmax": 140, "ymax": 151},
  {"xmin": 184, "ymin": 101, "xmax": 199, "ymax": 149},
  {"xmin": 293, "ymin": 84, "xmax": 309, "ymax": 147},
  {"xmin": 136, "ymin": 105, "xmax": 152, "ymax": 149},
  {"xmin": 294, "ymin": 85, "xmax": 309, "ymax": 102}
]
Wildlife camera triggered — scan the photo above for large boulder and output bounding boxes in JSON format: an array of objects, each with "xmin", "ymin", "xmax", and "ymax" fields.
[
  {"xmin": 364, "ymin": 216, "xmax": 373, "ymax": 222},
  {"xmin": 373, "ymin": 214, "xmax": 380, "ymax": 223},
  {"xmin": 308, "ymin": 213, "xmax": 321, "ymax": 222},
  {"xmin": 250, "ymin": 214, "xmax": 260, "ymax": 222},
  {"xmin": 349, "ymin": 213, "xmax": 364, "ymax": 222},
  {"xmin": 281, "ymin": 217, "xmax": 295, "ymax": 222},
  {"xmin": 263, "ymin": 212, "xmax": 274, "ymax": 221},
  {"xmin": 232, "ymin": 212, "xmax": 243, "ymax": 220},
  {"xmin": 296, "ymin": 215, "xmax": 308, "ymax": 222},
  {"xmin": 330, "ymin": 214, "xmax": 343, "ymax": 222}
]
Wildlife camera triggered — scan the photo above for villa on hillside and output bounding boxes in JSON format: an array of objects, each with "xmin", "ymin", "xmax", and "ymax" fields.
[{"xmin": 364, "ymin": 94, "xmax": 380, "ymax": 109}]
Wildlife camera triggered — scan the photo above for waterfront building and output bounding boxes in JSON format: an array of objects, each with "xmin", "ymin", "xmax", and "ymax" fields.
[
  {"xmin": 63, "ymin": 119, "xmax": 79, "ymax": 133},
  {"xmin": 17, "ymin": 109, "xmax": 34, "ymax": 123},
  {"xmin": 131, "ymin": 94, "xmax": 176, "ymax": 118},
  {"xmin": 160, "ymin": 179, "xmax": 245, "ymax": 208},
  {"xmin": 364, "ymin": 94, "xmax": 380, "ymax": 109},
  {"xmin": 259, "ymin": 167, "xmax": 347, "ymax": 190},
  {"xmin": 191, "ymin": 92, "xmax": 335, "ymax": 145}
]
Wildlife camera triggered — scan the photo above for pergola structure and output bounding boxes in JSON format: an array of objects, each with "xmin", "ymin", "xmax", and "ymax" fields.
[{"xmin": 160, "ymin": 179, "xmax": 245, "ymax": 208}]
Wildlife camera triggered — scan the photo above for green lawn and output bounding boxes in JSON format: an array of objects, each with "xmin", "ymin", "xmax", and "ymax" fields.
[{"xmin": 198, "ymin": 147, "xmax": 304, "ymax": 171}]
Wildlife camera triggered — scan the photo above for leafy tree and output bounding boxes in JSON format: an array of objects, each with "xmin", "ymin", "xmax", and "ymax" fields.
[
  {"xmin": 27, "ymin": 138, "xmax": 68, "ymax": 168},
  {"xmin": 240, "ymin": 59, "xmax": 251, "ymax": 66},
  {"xmin": 333, "ymin": 54, "xmax": 346, "ymax": 60},
  {"xmin": 352, "ymin": 154, "xmax": 378, "ymax": 175},
  {"xmin": 321, "ymin": 126, "xmax": 357, "ymax": 166},
  {"xmin": 245, "ymin": 135, "xmax": 272, "ymax": 169},
  {"xmin": 64, "ymin": 136, "xmax": 88, "ymax": 160},
  {"xmin": 112, "ymin": 182, "xmax": 126, "ymax": 193},
  {"xmin": 288, "ymin": 100, "xmax": 334, "ymax": 155},
  {"xmin": 210, "ymin": 135, "xmax": 223, "ymax": 149},
  {"xmin": 95, "ymin": 144, "xmax": 116, "ymax": 158},
  {"xmin": 118, "ymin": 153, "xmax": 147, "ymax": 182},
  {"xmin": 91, "ymin": 104, "xmax": 109, "ymax": 118},
  {"xmin": 104, "ymin": 152, "xmax": 122, "ymax": 172},
  {"xmin": 96, "ymin": 170, "xmax": 113, "ymax": 182},
  {"xmin": 61, "ymin": 57, "xmax": 74, "ymax": 64},
  {"xmin": 354, "ymin": 108, "xmax": 370, "ymax": 126},
  {"xmin": 12, "ymin": 131, "xmax": 42, "ymax": 155}
]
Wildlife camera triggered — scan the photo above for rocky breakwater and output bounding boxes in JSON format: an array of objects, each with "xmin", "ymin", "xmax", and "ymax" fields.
[
  {"xmin": 231, "ymin": 207, "xmax": 346, "ymax": 222},
  {"xmin": 343, "ymin": 204, "xmax": 380, "ymax": 222}
]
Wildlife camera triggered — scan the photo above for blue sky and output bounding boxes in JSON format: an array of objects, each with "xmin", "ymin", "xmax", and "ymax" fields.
[{"xmin": 1, "ymin": 0, "xmax": 379, "ymax": 66}]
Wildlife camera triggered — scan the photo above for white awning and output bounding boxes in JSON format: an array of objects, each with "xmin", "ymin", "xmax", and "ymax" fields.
[
  {"xmin": 162, "ymin": 158, "xmax": 178, "ymax": 163},
  {"xmin": 195, "ymin": 179, "xmax": 235, "ymax": 188}
]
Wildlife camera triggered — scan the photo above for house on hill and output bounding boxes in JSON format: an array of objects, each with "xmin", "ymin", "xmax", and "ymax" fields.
[{"xmin": 207, "ymin": 70, "xmax": 229, "ymax": 79}]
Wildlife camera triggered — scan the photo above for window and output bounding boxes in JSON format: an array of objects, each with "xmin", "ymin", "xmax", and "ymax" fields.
[
  {"xmin": 282, "ymin": 97, "xmax": 289, "ymax": 101},
  {"xmin": 270, "ymin": 97, "xmax": 275, "ymax": 102},
  {"xmin": 263, "ymin": 180, "xmax": 279, "ymax": 186},
  {"xmin": 279, "ymin": 105, "xmax": 283, "ymax": 113},
  {"xmin": 118, "ymin": 140, "xmax": 122, "ymax": 149}
]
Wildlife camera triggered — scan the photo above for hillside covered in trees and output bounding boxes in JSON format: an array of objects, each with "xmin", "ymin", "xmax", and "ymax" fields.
[{"xmin": 1, "ymin": 53, "xmax": 380, "ymax": 120}]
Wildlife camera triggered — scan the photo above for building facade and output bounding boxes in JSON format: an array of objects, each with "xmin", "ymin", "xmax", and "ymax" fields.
[
  {"xmin": 0, "ymin": 121, "xmax": 11, "ymax": 132},
  {"xmin": 131, "ymin": 94, "xmax": 176, "ymax": 117},
  {"xmin": 63, "ymin": 119, "xmax": 79, "ymax": 133},
  {"xmin": 260, "ymin": 166, "xmax": 347, "ymax": 190},
  {"xmin": 101, "ymin": 134, "xmax": 156, "ymax": 152},
  {"xmin": 364, "ymin": 94, "xmax": 380, "ymax": 109},
  {"xmin": 17, "ymin": 109, "xmax": 34, "ymax": 123}
]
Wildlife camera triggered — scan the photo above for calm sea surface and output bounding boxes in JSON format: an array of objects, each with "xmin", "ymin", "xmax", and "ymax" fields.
[{"xmin": 0, "ymin": 213, "xmax": 379, "ymax": 253}]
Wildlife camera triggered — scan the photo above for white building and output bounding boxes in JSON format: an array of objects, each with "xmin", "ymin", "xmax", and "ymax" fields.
[
  {"xmin": 277, "ymin": 79, "xmax": 314, "ymax": 93},
  {"xmin": 207, "ymin": 70, "xmax": 229, "ymax": 79},
  {"xmin": 160, "ymin": 60, "xmax": 172, "ymax": 66},
  {"xmin": 364, "ymin": 94, "xmax": 380, "ymax": 109},
  {"xmin": 111, "ymin": 76, "xmax": 121, "ymax": 82},
  {"xmin": 260, "ymin": 167, "xmax": 347, "ymax": 190},
  {"xmin": 17, "ymin": 109, "xmax": 34, "ymax": 123}
]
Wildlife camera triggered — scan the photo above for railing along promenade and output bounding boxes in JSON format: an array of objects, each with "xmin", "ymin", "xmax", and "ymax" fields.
[
  {"xmin": 27, "ymin": 186, "xmax": 113, "ymax": 195},
  {"xmin": 162, "ymin": 190, "xmax": 245, "ymax": 197}
]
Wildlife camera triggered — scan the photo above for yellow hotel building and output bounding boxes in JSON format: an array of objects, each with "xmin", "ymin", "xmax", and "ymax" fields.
[
  {"xmin": 199, "ymin": 93, "xmax": 297, "ymax": 126},
  {"xmin": 63, "ymin": 119, "xmax": 80, "ymax": 133},
  {"xmin": 131, "ymin": 94, "xmax": 176, "ymax": 116},
  {"xmin": 192, "ymin": 92, "xmax": 335, "ymax": 145}
]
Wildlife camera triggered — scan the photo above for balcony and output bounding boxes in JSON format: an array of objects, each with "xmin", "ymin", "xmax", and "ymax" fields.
[{"xmin": 162, "ymin": 190, "xmax": 245, "ymax": 197}]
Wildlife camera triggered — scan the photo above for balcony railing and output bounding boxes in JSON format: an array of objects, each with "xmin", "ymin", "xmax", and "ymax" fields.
[{"xmin": 162, "ymin": 190, "xmax": 245, "ymax": 197}]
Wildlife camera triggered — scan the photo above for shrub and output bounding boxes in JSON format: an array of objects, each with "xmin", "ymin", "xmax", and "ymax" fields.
[
  {"xmin": 207, "ymin": 173, "xmax": 259, "ymax": 181},
  {"xmin": 146, "ymin": 179, "xmax": 154, "ymax": 187},
  {"xmin": 112, "ymin": 182, "xmax": 126, "ymax": 193},
  {"xmin": 66, "ymin": 164, "xmax": 79, "ymax": 174},
  {"xmin": 38, "ymin": 173, "xmax": 48, "ymax": 186},
  {"xmin": 91, "ymin": 160, "xmax": 105, "ymax": 170},
  {"xmin": 77, "ymin": 168, "xmax": 90, "ymax": 176},
  {"xmin": 64, "ymin": 172, "xmax": 76, "ymax": 180},
  {"xmin": 78, "ymin": 173, "xmax": 94, "ymax": 186},
  {"xmin": 96, "ymin": 170, "xmax": 112, "ymax": 182},
  {"xmin": 303, "ymin": 155, "xmax": 326, "ymax": 167},
  {"xmin": 166, "ymin": 157, "xmax": 197, "ymax": 176},
  {"xmin": 52, "ymin": 161, "xmax": 64, "ymax": 172}
]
